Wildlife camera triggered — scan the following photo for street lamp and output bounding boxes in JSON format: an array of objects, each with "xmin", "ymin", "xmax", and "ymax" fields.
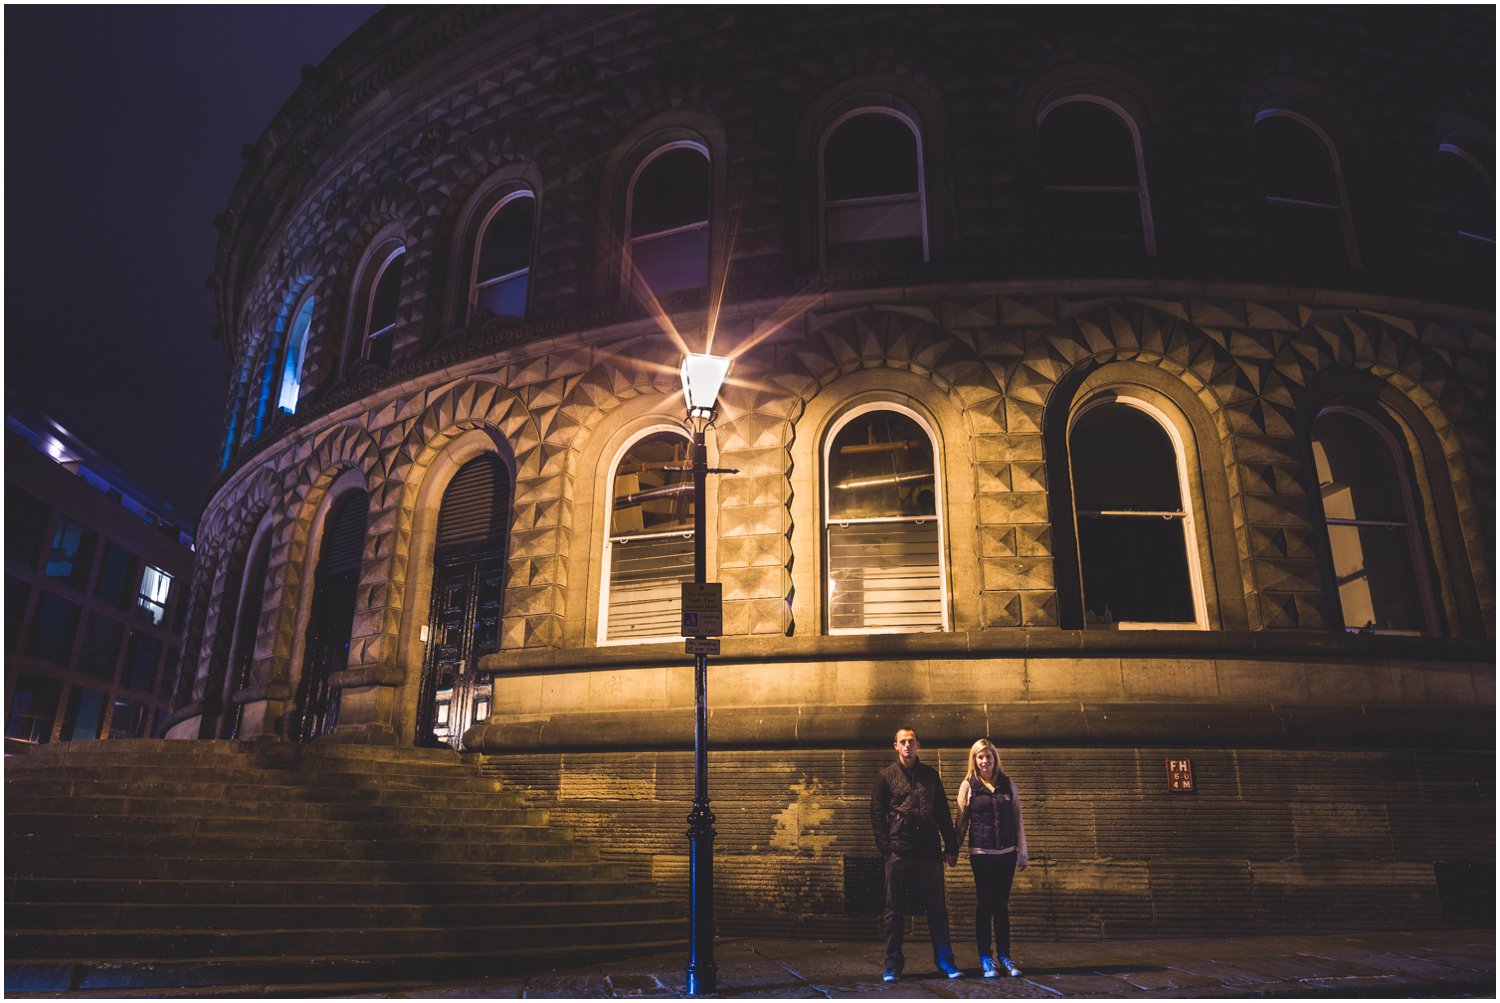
[{"xmin": 679, "ymin": 351, "xmax": 731, "ymax": 997}]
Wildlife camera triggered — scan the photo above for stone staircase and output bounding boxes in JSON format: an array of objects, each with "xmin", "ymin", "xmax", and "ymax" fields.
[{"xmin": 5, "ymin": 740, "xmax": 684, "ymax": 994}]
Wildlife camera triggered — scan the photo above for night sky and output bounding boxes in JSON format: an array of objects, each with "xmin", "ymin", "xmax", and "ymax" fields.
[{"xmin": 5, "ymin": 6, "xmax": 380, "ymax": 519}]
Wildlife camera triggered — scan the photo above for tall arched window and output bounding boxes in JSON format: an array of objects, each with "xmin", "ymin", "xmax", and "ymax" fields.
[
  {"xmin": 472, "ymin": 191, "xmax": 535, "ymax": 320},
  {"xmin": 418, "ymin": 455, "xmax": 510, "ymax": 749},
  {"xmin": 276, "ymin": 295, "xmax": 315, "ymax": 413},
  {"xmin": 293, "ymin": 489, "xmax": 367, "ymax": 742},
  {"xmin": 625, "ymin": 144, "xmax": 710, "ymax": 296},
  {"xmin": 1437, "ymin": 143, "xmax": 1495, "ymax": 244},
  {"xmin": 1068, "ymin": 401, "xmax": 1203, "ymax": 628},
  {"xmin": 1038, "ymin": 99, "xmax": 1154, "ymax": 255},
  {"xmin": 601, "ymin": 429, "xmax": 694, "ymax": 643},
  {"xmin": 824, "ymin": 407, "xmax": 946, "ymax": 634},
  {"xmin": 361, "ymin": 246, "xmax": 404, "ymax": 368},
  {"xmin": 223, "ymin": 527, "xmax": 271, "ymax": 739},
  {"xmin": 1310, "ymin": 409, "xmax": 1433, "ymax": 634},
  {"xmin": 820, "ymin": 110, "xmax": 927, "ymax": 266},
  {"xmin": 1254, "ymin": 110, "xmax": 1359, "ymax": 269}
]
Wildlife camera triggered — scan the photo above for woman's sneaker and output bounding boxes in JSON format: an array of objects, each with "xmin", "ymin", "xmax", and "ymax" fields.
[
  {"xmin": 980, "ymin": 955, "xmax": 999, "ymax": 978},
  {"xmin": 999, "ymin": 955, "xmax": 1023, "ymax": 977}
]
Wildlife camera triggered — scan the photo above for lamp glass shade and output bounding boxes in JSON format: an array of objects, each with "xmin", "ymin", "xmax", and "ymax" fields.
[{"xmin": 681, "ymin": 353, "xmax": 731, "ymax": 413}]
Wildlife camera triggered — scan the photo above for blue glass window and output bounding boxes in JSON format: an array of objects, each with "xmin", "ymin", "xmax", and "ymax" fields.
[{"xmin": 277, "ymin": 295, "xmax": 316, "ymax": 413}]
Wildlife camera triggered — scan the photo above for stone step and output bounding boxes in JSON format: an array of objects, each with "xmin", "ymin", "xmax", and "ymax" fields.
[
  {"xmin": 7, "ymin": 915, "xmax": 683, "ymax": 960},
  {"xmin": 5, "ymin": 831, "xmax": 590, "ymax": 865},
  {"xmin": 9, "ymin": 852, "xmax": 608, "ymax": 882},
  {"xmin": 5, "ymin": 779, "xmax": 526, "ymax": 810},
  {"xmin": 6, "ymin": 874, "xmax": 652, "ymax": 907},
  {"xmin": 6, "ymin": 811, "xmax": 560, "ymax": 842},
  {"xmin": 4, "ymin": 795, "xmax": 548, "ymax": 827},
  {"xmin": 11, "ymin": 897, "xmax": 682, "ymax": 932},
  {"xmin": 4, "ymin": 936, "xmax": 686, "ymax": 994}
]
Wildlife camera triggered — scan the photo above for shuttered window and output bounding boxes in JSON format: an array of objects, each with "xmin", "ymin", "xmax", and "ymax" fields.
[
  {"xmin": 437, "ymin": 455, "xmax": 510, "ymax": 549},
  {"xmin": 603, "ymin": 430, "xmax": 694, "ymax": 643},
  {"xmin": 825, "ymin": 409, "xmax": 945, "ymax": 634}
]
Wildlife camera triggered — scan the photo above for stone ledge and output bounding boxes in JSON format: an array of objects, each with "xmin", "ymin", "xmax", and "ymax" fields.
[{"xmin": 465, "ymin": 701, "xmax": 1495, "ymax": 753}]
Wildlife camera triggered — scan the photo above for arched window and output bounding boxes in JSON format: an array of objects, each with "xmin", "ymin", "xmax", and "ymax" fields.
[
  {"xmin": 472, "ymin": 191, "xmax": 535, "ymax": 320},
  {"xmin": 1310, "ymin": 409, "xmax": 1434, "ymax": 634},
  {"xmin": 361, "ymin": 246, "xmax": 404, "ymax": 368},
  {"xmin": 1038, "ymin": 99, "xmax": 1154, "ymax": 255},
  {"xmin": 820, "ymin": 110, "xmax": 927, "ymax": 266},
  {"xmin": 292, "ymin": 489, "xmax": 367, "ymax": 742},
  {"xmin": 601, "ymin": 429, "xmax": 694, "ymax": 643},
  {"xmin": 625, "ymin": 144, "xmax": 710, "ymax": 296},
  {"xmin": 223, "ymin": 527, "xmax": 272, "ymax": 739},
  {"xmin": 1437, "ymin": 143, "xmax": 1495, "ymax": 244},
  {"xmin": 824, "ymin": 407, "xmax": 946, "ymax": 634},
  {"xmin": 276, "ymin": 295, "xmax": 315, "ymax": 413},
  {"xmin": 1068, "ymin": 401, "xmax": 1203, "ymax": 628},
  {"xmin": 419, "ymin": 455, "xmax": 510, "ymax": 749},
  {"xmin": 1254, "ymin": 111, "xmax": 1359, "ymax": 269}
]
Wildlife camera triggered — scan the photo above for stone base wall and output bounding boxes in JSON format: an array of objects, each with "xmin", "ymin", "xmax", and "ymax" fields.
[{"xmin": 476, "ymin": 744, "xmax": 1495, "ymax": 939}]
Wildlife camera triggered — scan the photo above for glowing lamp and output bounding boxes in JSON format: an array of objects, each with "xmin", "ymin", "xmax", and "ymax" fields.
[{"xmin": 680, "ymin": 352, "xmax": 731, "ymax": 419}]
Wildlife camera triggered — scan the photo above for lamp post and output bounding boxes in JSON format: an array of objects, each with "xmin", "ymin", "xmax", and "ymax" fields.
[{"xmin": 679, "ymin": 352, "xmax": 731, "ymax": 997}]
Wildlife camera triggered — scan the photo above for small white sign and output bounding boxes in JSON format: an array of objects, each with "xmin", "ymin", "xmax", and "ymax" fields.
[
  {"xmin": 681, "ymin": 583, "xmax": 724, "ymax": 636},
  {"xmin": 685, "ymin": 637, "xmax": 721, "ymax": 656},
  {"xmin": 681, "ymin": 611, "xmax": 723, "ymax": 637}
]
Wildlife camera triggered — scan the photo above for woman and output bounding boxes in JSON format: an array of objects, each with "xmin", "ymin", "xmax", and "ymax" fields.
[{"xmin": 953, "ymin": 738, "xmax": 1028, "ymax": 977}]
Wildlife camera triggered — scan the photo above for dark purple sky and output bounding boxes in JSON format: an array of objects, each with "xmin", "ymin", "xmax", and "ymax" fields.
[{"xmin": 5, "ymin": 6, "xmax": 380, "ymax": 518}]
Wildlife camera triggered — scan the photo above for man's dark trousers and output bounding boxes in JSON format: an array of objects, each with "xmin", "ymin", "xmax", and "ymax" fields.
[{"xmin": 883, "ymin": 854, "xmax": 955, "ymax": 972}]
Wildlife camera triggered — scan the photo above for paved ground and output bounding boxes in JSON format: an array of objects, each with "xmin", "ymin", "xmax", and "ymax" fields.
[{"xmin": 342, "ymin": 929, "xmax": 1494, "ymax": 999}]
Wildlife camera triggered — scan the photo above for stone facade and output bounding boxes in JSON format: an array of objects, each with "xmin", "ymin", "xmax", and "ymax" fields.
[{"xmin": 172, "ymin": 7, "xmax": 1493, "ymax": 935}]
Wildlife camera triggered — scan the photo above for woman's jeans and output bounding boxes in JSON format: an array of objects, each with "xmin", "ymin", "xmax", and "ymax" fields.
[{"xmin": 969, "ymin": 852, "xmax": 1017, "ymax": 958}]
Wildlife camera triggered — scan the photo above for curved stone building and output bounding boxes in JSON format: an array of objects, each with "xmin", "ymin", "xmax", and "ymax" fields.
[{"xmin": 170, "ymin": 7, "xmax": 1494, "ymax": 937}]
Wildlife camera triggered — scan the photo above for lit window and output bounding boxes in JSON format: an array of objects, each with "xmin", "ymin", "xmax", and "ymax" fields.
[
  {"xmin": 1311, "ymin": 409, "xmax": 1431, "ymax": 634},
  {"xmin": 1038, "ymin": 99, "xmax": 1153, "ymax": 254},
  {"xmin": 626, "ymin": 144, "xmax": 709, "ymax": 296},
  {"xmin": 1437, "ymin": 144, "xmax": 1495, "ymax": 244},
  {"xmin": 824, "ymin": 408, "xmax": 946, "ymax": 634},
  {"xmin": 1254, "ymin": 111, "xmax": 1359, "ymax": 268},
  {"xmin": 602, "ymin": 430, "xmax": 695, "ymax": 643},
  {"xmin": 363, "ymin": 248, "xmax": 404, "ymax": 368},
  {"xmin": 473, "ymin": 192, "xmax": 535, "ymax": 320},
  {"xmin": 276, "ymin": 295, "xmax": 315, "ymax": 412},
  {"xmin": 1069, "ymin": 402, "xmax": 1202, "ymax": 628},
  {"xmin": 137, "ymin": 565, "xmax": 172, "ymax": 625},
  {"xmin": 821, "ymin": 111, "xmax": 926, "ymax": 266}
]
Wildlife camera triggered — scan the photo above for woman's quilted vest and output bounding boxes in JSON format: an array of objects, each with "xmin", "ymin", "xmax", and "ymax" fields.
[{"xmin": 969, "ymin": 773, "xmax": 1018, "ymax": 852}]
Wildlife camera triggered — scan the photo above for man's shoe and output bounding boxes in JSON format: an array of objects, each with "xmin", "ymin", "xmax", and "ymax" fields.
[
  {"xmin": 881, "ymin": 966, "xmax": 898, "ymax": 983},
  {"xmin": 999, "ymin": 955, "xmax": 1023, "ymax": 977},
  {"xmin": 937, "ymin": 958, "xmax": 962, "ymax": 979},
  {"xmin": 980, "ymin": 954, "xmax": 999, "ymax": 978}
]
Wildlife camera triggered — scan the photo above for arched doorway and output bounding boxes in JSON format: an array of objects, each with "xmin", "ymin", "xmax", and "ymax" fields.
[
  {"xmin": 292, "ymin": 489, "xmax": 368, "ymax": 742},
  {"xmin": 417, "ymin": 455, "xmax": 510, "ymax": 748}
]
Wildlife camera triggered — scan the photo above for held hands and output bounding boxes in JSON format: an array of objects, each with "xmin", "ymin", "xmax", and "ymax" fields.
[{"xmin": 944, "ymin": 853, "xmax": 957, "ymax": 867}]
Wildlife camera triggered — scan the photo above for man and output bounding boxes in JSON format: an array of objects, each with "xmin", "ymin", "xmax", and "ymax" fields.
[{"xmin": 870, "ymin": 727, "xmax": 961, "ymax": 981}]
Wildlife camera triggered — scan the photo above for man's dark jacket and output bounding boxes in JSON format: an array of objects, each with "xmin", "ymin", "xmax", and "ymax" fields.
[{"xmin": 871, "ymin": 759, "xmax": 958, "ymax": 859}]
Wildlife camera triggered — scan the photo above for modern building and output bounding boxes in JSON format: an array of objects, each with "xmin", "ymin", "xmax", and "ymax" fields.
[
  {"xmin": 6, "ymin": 400, "xmax": 195, "ymax": 748},
  {"xmin": 169, "ymin": 7, "xmax": 1492, "ymax": 936}
]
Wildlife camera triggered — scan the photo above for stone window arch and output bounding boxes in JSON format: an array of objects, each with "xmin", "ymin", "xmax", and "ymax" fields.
[
  {"xmin": 275, "ymin": 292, "xmax": 316, "ymax": 414},
  {"xmin": 1037, "ymin": 96, "xmax": 1155, "ymax": 256},
  {"xmin": 1253, "ymin": 108, "xmax": 1361, "ymax": 269},
  {"xmin": 599, "ymin": 425, "xmax": 696, "ymax": 644},
  {"xmin": 822, "ymin": 403, "xmax": 948, "ymax": 634},
  {"xmin": 470, "ymin": 189, "xmax": 536, "ymax": 321},
  {"xmin": 1309, "ymin": 405, "xmax": 1439, "ymax": 635},
  {"xmin": 1066, "ymin": 397, "xmax": 1206, "ymax": 629},
  {"xmin": 350, "ymin": 240, "xmax": 405, "ymax": 370},
  {"xmin": 623, "ymin": 141, "xmax": 711, "ymax": 298},
  {"xmin": 1436, "ymin": 136, "xmax": 1494, "ymax": 245},
  {"xmin": 819, "ymin": 108, "xmax": 928, "ymax": 267},
  {"xmin": 220, "ymin": 514, "xmax": 274, "ymax": 739},
  {"xmin": 291, "ymin": 481, "xmax": 368, "ymax": 741}
]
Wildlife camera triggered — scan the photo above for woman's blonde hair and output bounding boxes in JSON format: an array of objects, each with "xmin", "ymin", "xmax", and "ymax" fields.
[{"xmin": 965, "ymin": 738, "xmax": 1004, "ymax": 787}]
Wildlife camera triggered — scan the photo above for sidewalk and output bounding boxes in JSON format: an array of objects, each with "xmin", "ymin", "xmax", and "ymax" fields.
[{"xmin": 348, "ymin": 929, "xmax": 1494, "ymax": 999}]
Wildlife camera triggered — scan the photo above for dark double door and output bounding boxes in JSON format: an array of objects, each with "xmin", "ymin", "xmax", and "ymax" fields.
[{"xmin": 418, "ymin": 546, "xmax": 504, "ymax": 748}]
